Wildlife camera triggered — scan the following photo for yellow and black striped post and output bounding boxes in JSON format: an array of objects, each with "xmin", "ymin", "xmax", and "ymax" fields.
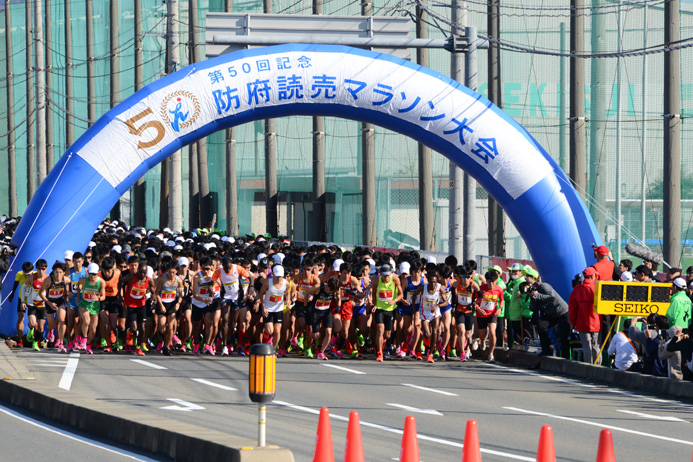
[{"xmin": 249, "ymin": 343, "xmax": 276, "ymax": 446}]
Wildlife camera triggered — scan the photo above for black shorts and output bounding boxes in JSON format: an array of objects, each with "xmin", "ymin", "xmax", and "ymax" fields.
[
  {"xmin": 180, "ymin": 299, "xmax": 192, "ymax": 311},
  {"xmin": 263, "ymin": 311, "xmax": 283, "ymax": 324},
  {"xmin": 46, "ymin": 300, "xmax": 64, "ymax": 315},
  {"xmin": 17, "ymin": 299, "xmax": 26, "ymax": 313},
  {"xmin": 127, "ymin": 306, "xmax": 147, "ymax": 324},
  {"xmin": 311, "ymin": 308, "xmax": 332, "ymax": 331},
  {"xmin": 477, "ymin": 316, "xmax": 498, "ymax": 330},
  {"xmin": 102, "ymin": 299, "xmax": 122, "ymax": 316},
  {"xmin": 294, "ymin": 301, "xmax": 313, "ymax": 319},
  {"xmin": 374, "ymin": 309, "xmax": 395, "ymax": 331},
  {"xmin": 158, "ymin": 301, "xmax": 178, "ymax": 316},
  {"xmin": 454, "ymin": 311, "xmax": 474, "ymax": 331},
  {"xmin": 28, "ymin": 306, "xmax": 46, "ymax": 320},
  {"xmin": 192, "ymin": 307, "xmax": 205, "ymax": 322},
  {"xmin": 222, "ymin": 299, "xmax": 241, "ymax": 312}
]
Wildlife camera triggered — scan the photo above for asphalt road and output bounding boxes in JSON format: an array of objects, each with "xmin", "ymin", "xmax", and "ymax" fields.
[
  {"xmin": 13, "ymin": 348, "xmax": 693, "ymax": 461},
  {"xmin": 0, "ymin": 400, "xmax": 170, "ymax": 461}
]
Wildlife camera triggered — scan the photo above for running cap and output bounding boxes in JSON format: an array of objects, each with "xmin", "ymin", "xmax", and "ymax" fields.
[
  {"xmin": 367, "ymin": 258, "xmax": 376, "ymax": 274},
  {"xmin": 166, "ymin": 240, "xmax": 176, "ymax": 247},
  {"xmin": 257, "ymin": 253, "xmax": 267, "ymax": 262},
  {"xmin": 122, "ymin": 244, "xmax": 132, "ymax": 253},
  {"xmin": 595, "ymin": 245, "xmax": 610, "ymax": 256},
  {"xmin": 273, "ymin": 253, "xmax": 285, "ymax": 264},
  {"xmin": 163, "ymin": 227, "xmax": 172, "ymax": 234},
  {"xmin": 87, "ymin": 263, "xmax": 99, "ymax": 274},
  {"xmin": 88, "ymin": 241, "xmax": 97, "ymax": 248},
  {"xmin": 507, "ymin": 263, "xmax": 523, "ymax": 271},
  {"xmin": 146, "ymin": 266, "xmax": 154, "ymax": 278},
  {"xmin": 64, "ymin": 250, "xmax": 74, "ymax": 260},
  {"xmin": 221, "ymin": 236, "xmax": 229, "ymax": 242},
  {"xmin": 174, "ymin": 245, "xmax": 183, "ymax": 251},
  {"xmin": 211, "ymin": 234, "xmax": 220, "ymax": 240},
  {"xmin": 273, "ymin": 265, "xmax": 285, "ymax": 277},
  {"xmin": 399, "ymin": 262, "xmax": 411, "ymax": 275},
  {"xmin": 111, "ymin": 245, "xmax": 122, "ymax": 254},
  {"xmin": 227, "ymin": 237, "xmax": 235, "ymax": 244},
  {"xmin": 178, "ymin": 257, "xmax": 189, "ymax": 266},
  {"xmin": 332, "ymin": 259, "xmax": 344, "ymax": 271},
  {"xmin": 620, "ymin": 271, "xmax": 633, "ymax": 282},
  {"xmin": 426, "ymin": 256, "xmax": 437, "ymax": 264},
  {"xmin": 673, "ymin": 277, "xmax": 687, "ymax": 289},
  {"xmin": 380, "ymin": 264, "xmax": 392, "ymax": 276},
  {"xmin": 583, "ymin": 267, "xmax": 597, "ymax": 277}
]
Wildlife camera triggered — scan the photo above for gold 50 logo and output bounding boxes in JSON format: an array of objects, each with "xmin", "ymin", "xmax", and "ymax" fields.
[{"xmin": 124, "ymin": 90, "xmax": 201, "ymax": 150}]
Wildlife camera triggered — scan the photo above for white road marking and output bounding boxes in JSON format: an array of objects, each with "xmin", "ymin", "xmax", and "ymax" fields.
[
  {"xmin": 504, "ymin": 407, "xmax": 693, "ymax": 445},
  {"xmin": 34, "ymin": 363, "xmax": 71, "ymax": 367},
  {"xmin": 617, "ymin": 410, "xmax": 688, "ymax": 423},
  {"xmin": 320, "ymin": 363, "xmax": 366, "ymax": 375},
  {"xmin": 386, "ymin": 403, "xmax": 443, "ymax": 416},
  {"xmin": 160, "ymin": 399, "xmax": 205, "ymax": 412},
  {"xmin": 0, "ymin": 402, "xmax": 159, "ymax": 461},
  {"xmin": 191, "ymin": 378, "xmax": 237, "ymax": 391},
  {"xmin": 486, "ymin": 363, "xmax": 693, "ymax": 407},
  {"xmin": 402, "ymin": 383, "xmax": 458, "ymax": 396},
  {"xmin": 274, "ymin": 401, "xmax": 534, "ymax": 461},
  {"xmin": 129, "ymin": 359, "xmax": 167, "ymax": 370},
  {"xmin": 58, "ymin": 353, "xmax": 80, "ymax": 391}
]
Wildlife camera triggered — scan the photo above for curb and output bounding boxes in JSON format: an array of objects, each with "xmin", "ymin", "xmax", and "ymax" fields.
[
  {"xmin": 495, "ymin": 349, "xmax": 693, "ymax": 400},
  {"xmin": 0, "ymin": 345, "xmax": 294, "ymax": 462}
]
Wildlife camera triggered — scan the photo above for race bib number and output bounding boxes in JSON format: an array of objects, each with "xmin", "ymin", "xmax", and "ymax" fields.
[
  {"xmin": 83, "ymin": 290, "xmax": 97, "ymax": 301},
  {"xmin": 223, "ymin": 281, "xmax": 239, "ymax": 293},
  {"xmin": 378, "ymin": 290, "xmax": 393, "ymax": 302},
  {"xmin": 480, "ymin": 300, "xmax": 496, "ymax": 311},
  {"xmin": 49, "ymin": 288, "xmax": 64, "ymax": 298},
  {"xmin": 298, "ymin": 287, "xmax": 308, "ymax": 300},
  {"xmin": 315, "ymin": 298, "xmax": 331, "ymax": 309},
  {"xmin": 161, "ymin": 290, "xmax": 176, "ymax": 301},
  {"xmin": 458, "ymin": 294, "xmax": 472, "ymax": 305},
  {"xmin": 130, "ymin": 286, "xmax": 146, "ymax": 299},
  {"xmin": 268, "ymin": 294, "xmax": 283, "ymax": 303}
]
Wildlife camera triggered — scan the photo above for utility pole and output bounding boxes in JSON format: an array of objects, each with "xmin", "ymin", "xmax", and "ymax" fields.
[
  {"xmin": 45, "ymin": 0, "xmax": 53, "ymax": 172},
  {"xmin": 264, "ymin": 0, "xmax": 278, "ymax": 237},
  {"xmin": 558, "ymin": 22, "xmax": 567, "ymax": 173},
  {"xmin": 312, "ymin": 0, "xmax": 326, "ymax": 242},
  {"xmin": 487, "ymin": 0, "xmax": 504, "ymax": 257},
  {"xmin": 26, "ymin": 0, "xmax": 35, "ymax": 201},
  {"xmin": 222, "ymin": 0, "xmax": 237, "ymax": 235},
  {"xmin": 65, "ymin": 0, "xmax": 74, "ymax": 149},
  {"xmin": 133, "ymin": 0, "xmax": 146, "ymax": 227},
  {"xmin": 86, "ymin": 0, "xmax": 95, "ymax": 127},
  {"xmin": 463, "ymin": 25, "xmax": 478, "ymax": 263},
  {"xmin": 417, "ymin": 0, "xmax": 434, "ymax": 250},
  {"xmin": 190, "ymin": 0, "xmax": 211, "ymax": 229},
  {"xmin": 569, "ymin": 0, "xmax": 586, "ymax": 199},
  {"xmin": 160, "ymin": 1, "xmax": 170, "ymax": 229},
  {"xmin": 35, "ymin": 0, "xmax": 46, "ymax": 185},
  {"xmin": 449, "ymin": 0, "xmax": 465, "ymax": 257},
  {"xmin": 663, "ymin": 0, "xmax": 681, "ymax": 267},
  {"xmin": 5, "ymin": 0, "xmax": 17, "ymax": 216},
  {"xmin": 110, "ymin": 0, "xmax": 121, "ymax": 222},
  {"xmin": 167, "ymin": 0, "xmax": 183, "ymax": 232},
  {"xmin": 188, "ymin": 0, "xmax": 200, "ymax": 230},
  {"xmin": 589, "ymin": 0, "xmax": 607, "ymax": 239},
  {"xmin": 361, "ymin": 0, "xmax": 376, "ymax": 246}
]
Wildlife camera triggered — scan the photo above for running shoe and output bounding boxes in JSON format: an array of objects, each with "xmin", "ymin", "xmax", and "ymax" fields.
[
  {"xmin": 383, "ymin": 349, "xmax": 390, "ymax": 360},
  {"xmin": 427, "ymin": 354, "xmax": 434, "ymax": 363},
  {"xmin": 103, "ymin": 346, "xmax": 112, "ymax": 353},
  {"xmin": 408, "ymin": 350, "xmax": 416, "ymax": 359},
  {"xmin": 110, "ymin": 331, "xmax": 117, "ymax": 344},
  {"xmin": 27, "ymin": 328, "xmax": 34, "ymax": 343},
  {"xmin": 487, "ymin": 354, "xmax": 495, "ymax": 363},
  {"xmin": 114, "ymin": 339, "xmax": 123, "ymax": 351},
  {"xmin": 140, "ymin": 343, "xmax": 149, "ymax": 353},
  {"xmin": 125, "ymin": 344, "xmax": 132, "ymax": 353},
  {"xmin": 100, "ymin": 338, "xmax": 108, "ymax": 348},
  {"xmin": 375, "ymin": 351, "xmax": 383, "ymax": 362},
  {"xmin": 460, "ymin": 352, "xmax": 467, "ymax": 362},
  {"xmin": 164, "ymin": 347, "xmax": 173, "ymax": 357},
  {"xmin": 415, "ymin": 351, "xmax": 423, "ymax": 360},
  {"xmin": 193, "ymin": 343, "xmax": 200, "ymax": 356},
  {"xmin": 221, "ymin": 346, "xmax": 229, "ymax": 356},
  {"xmin": 85, "ymin": 346, "xmax": 94, "ymax": 355},
  {"xmin": 172, "ymin": 335, "xmax": 182, "ymax": 347},
  {"xmin": 317, "ymin": 352, "xmax": 328, "ymax": 361},
  {"xmin": 357, "ymin": 334, "xmax": 365, "ymax": 348},
  {"xmin": 32, "ymin": 341, "xmax": 40, "ymax": 351},
  {"xmin": 180, "ymin": 344, "xmax": 187, "ymax": 353},
  {"xmin": 297, "ymin": 336, "xmax": 304, "ymax": 350},
  {"xmin": 433, "ymin": 349, "xmax": 440, "ymax": 358},
  {"xmin": 290, "ymin": 337, "xmax": 298, "ymax": 348},
  {"xmin": 333, "ymin": 349, "xmax": 343, "ymax": 359},
  {"xmin": 185, "ymin": 339, "xmax": 192, "ymax": 351},
  {"xmin": 204, "ymin": 344, "xmax": 215, "ymax": 356},
  {"xmin": 47, "ymin": 331, "xmax": 55, "ymax": 344},
  {"xmin": 440, "ymin": 351, "xmax": 447, "ymax": 361},
  {"xmin": 135, "ymin": 347, "xmax": 145, "ymax": 356},
  {"xmin": 395, "ymin": 346, "xmax": 402, "ymax": 357},
  {"xmin": 471, "ymin": 339, "xmax": 479, "ymax": 351},
  {"xmin": 397, "ymin": 350, "xmax": 406, "ymax": 359},
  {"xmin": 449, "ymin": 348, "xmax": 458, "ymax": 358},
  {"xmin": 57, "ymin": 343, "xmax": 67, "ymax": 353},
  {"xmin": 156, "ymin": 342, "xmax": 164, "ymax": 354},
  {"xmin": 238, "ymin": 348, "xmax": 246, "ymax": 356},
  {"xmin": 351, "ymin": 349, "xmax": 359, "ymax": 359},
  {"xmin": 306, "ymin": 348, "xmax": 314, "ymax": 359},
  {"xmin": 16, "ymin": 340, "xmax": 23, "ymax": 348},
  {"xmin": 277, "ymin": 349, "xmax": 287, "ymax": 358}
]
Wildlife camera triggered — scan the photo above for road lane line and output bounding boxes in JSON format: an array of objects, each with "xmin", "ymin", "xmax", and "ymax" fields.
[
  {"xmin": 191, "ymin": 378, "xmax": 237, "ymax": 391},
  {"xmin": 274, "ymin": 400, "xmax": 534, "ymax": 461},
  {"xmin": 129, "ymin": 359, "xmax": 167, "ymax": 370},
  {"xmin": 487, "ymin": 363, "xmax": 693, "ymax": 407},
  {"xmin": 0, "ymin": 402, "xmax": 158, "ymax": 461},
  {"xmin": 504, "ymin": 407, "xmax": 693, "ymax": 445},
  {"xmin": 402, "ymin": 383, "xmax": 458, "ymax": 396},
  {"xmin": 160, "ymin": 399, "xmax": 205, "ymax": 412},
  {"xmin": 386, "ymin": 403, "xmax": 443, "ymax": 416},
  {"xmin": 617, "ymin": 410, "xmax": 688, "ymax": 423},
  {"xmin": 320, "ymin": 363, "xmax": 366, "ymax": 375},
  {"xmin": 58, "ymin": 353, "xmax": 80, "ymax": 391}
]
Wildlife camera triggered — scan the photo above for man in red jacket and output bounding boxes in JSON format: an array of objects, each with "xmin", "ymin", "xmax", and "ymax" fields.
[
  {"xmin": 569, "ymin": 267, "xmax": 602, "ymax": 365},
  {"xmin": 592, "ymin": 246, "xmax": 614, "ymax": 281}
]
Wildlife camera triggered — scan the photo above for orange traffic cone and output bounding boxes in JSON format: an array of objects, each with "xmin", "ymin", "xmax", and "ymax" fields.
[
  {"xmin": 344, "ymin": 411, "xmax": 364, "ymax": 462},
  {"xmin": 536, "ymin": 425, "xmax": 556, "ymax": 462},
  {"xmin": 313, "ymin": 407, "xmax": 335, "ymax": 462},
  {"xmin": 461, "ymin": 419, "xmax": 482, "ymax": 462},
  {"xmin": 399, "ymin": 415, "xmax": 420, "ymax": 462},
  {"xmin": 596, "ymin": 429, "xmax": 615, "ymax": 462}
]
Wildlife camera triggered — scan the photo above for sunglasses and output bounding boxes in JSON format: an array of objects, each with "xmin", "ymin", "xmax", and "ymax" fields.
[
  {"xmin": 85, "ymin": 256, "xmax": 93, "ymax": 259},
  {"xmin": 202, "ymin": 266, "xmax": 212, "ymax": 271},
  {"xmin": 37, "ymin": 267, "xmax": 47, "ymax": 270}
]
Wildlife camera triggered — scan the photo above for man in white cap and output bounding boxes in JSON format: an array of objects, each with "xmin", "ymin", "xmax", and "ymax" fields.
[{"xmin": 667, "ymin": 278, "xmax": 692, "ymax": 329}]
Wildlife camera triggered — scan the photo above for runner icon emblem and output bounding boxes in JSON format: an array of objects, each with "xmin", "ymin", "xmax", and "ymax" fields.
[{"xmin": 160, "ymin": 90, "xmax": 200, "ymax": 133}]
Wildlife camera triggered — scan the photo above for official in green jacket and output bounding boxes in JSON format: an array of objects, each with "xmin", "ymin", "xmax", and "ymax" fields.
[{"xmin": 667, "ymin": 278, "xmax": 692, "ymax": 329}]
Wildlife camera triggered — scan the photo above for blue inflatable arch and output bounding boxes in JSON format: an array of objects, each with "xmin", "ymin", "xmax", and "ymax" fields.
[{"xmin": 0, "ymin": 44, "xmax": 601, "ymax": 333}]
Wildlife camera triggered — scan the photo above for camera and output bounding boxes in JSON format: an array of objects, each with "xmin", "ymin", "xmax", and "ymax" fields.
[{"xmin": 0, "ymin": 239, "xmax": 17, "ymax": 256}]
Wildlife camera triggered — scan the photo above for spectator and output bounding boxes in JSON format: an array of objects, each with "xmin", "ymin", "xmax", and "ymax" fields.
[
  {"xmin": 592, "ymin": 245, "xmax": 614, "ymax": 281},
  {"xmin": 666, "ymin": 327, "xmax": 693, "ymax": 381},
  {"xmin": 666, "ymin": 278, "xmax": 692, "ymax": 329},
  {"xmin": 615, "ymin": 259, "xmax": 633, "ymax": 281},
  {"xmin": 607, "ymin": 319, "xmax": 641, "ymax": 371},
  {"xmin": 634, "ymin": 265, "xmax": 653, "ymax": 283},
  {"xmin": 568, "ymin": 267, "xmax": 602, "ymax": 364},
  {"xmin": 629, "ymin": 314, "xmax": 669, "ymax": 377},
  {"xmin": 660, "ymin": 326, "xmax": 684, "ymax": 380}
]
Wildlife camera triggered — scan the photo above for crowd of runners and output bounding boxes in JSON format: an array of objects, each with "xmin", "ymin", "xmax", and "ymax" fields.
[{"xmin": 4, "ymin": 219, "xmax": 548, "ymax": 364}]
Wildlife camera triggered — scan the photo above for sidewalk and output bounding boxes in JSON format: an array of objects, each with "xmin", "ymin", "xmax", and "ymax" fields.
[{"xmin": 0, "ymin": 341, "xmax": 294, "ymax": 462}]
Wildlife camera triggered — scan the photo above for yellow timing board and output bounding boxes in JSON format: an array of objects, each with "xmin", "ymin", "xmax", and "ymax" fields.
[{"xmin": 594, "ymin": 281, "xmax": 671, "ymax": 316}]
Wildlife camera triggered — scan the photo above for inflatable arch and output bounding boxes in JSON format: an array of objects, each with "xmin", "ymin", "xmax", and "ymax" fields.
[{"xmin": 0, "ymin": 44, "xmax": 601, "ymax": 333}]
